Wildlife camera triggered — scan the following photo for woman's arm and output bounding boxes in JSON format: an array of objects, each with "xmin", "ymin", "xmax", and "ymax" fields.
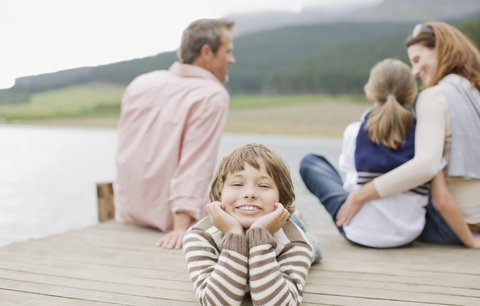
[
  {"xmin": 247, "ymin": 227, "xmax": 312, "ymax": 306},
  {"xmin": 183, "ymin": 229, "xmax": 249, "ymax": 306},
  {"xmin": 337, "ymin": 88, "xmax": 447, "ymax": 225},
  {"xmin": 431, "ymin": 171, "xmax": 480, "ymax": 248},
  {"xmin": 374, "ymin": 87, "xmax": 447, "ymax": 195}
]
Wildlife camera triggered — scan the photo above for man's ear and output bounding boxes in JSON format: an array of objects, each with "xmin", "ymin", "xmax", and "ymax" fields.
[
  {"xmin": 199, "ymin": 44, "xmax": 213, "ymax": 60},
  {"xmin": 191, "ymin": 44, "xmax": 213, "ymax": 68}
]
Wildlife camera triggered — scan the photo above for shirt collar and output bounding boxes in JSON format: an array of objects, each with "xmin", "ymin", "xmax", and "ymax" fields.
[{"xmin": 169, "ymin": 61, "xmax": 222, "ymax": 85}]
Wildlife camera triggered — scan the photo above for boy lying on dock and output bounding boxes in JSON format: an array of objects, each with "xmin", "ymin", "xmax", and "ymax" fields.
[{"xmin": 183, "ymin": 143, "xmax": 319, "ymax": 306}]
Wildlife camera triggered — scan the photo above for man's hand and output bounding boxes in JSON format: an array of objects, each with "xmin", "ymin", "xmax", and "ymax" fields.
[
  {"xmin": 251, "ymin": 203, "xmax": 290, "ymax": 234},
  {"xmin": 156, "ymin": 229, "xmax": 188, "ymax": 249},
  {"xmin": 207, "ymin": 201, "xmax": 244, "ymax": 235},
  {"xmin": 156, "ymin": 211, "xmax": 194, "ymax": 249}
]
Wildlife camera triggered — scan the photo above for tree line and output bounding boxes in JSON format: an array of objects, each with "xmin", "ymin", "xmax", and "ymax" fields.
[{"xmin": 1, "ymin": 18, "xmax": 479, "ymax": 104}]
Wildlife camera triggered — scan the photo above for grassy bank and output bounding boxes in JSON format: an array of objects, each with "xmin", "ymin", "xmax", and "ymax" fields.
[{"xmin": 0, "ymin": 84, "xmax": 368, "ymax": 137}]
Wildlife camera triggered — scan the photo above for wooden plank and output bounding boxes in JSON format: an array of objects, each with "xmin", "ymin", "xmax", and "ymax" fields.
[
  {"xmin": 0, "ymin": 279, "xmax": 196, "ymax": 305},
  {"xmin": 306, "ymin": 272, "xmax": 480, "ymax": 295},
  {"xmin": 0, "ymin": 289, "xmax": 113, "ymax": 306},
  {"xmin": 303, "ymin": 284, "xmax": 480, "ymax": 306},
  {"xmin": 301, "ymin": 294, "xmax": 447, "ymax": 306},
  {"xmin": 1, "ymin": 221, "xmax": 479, "ymax": 305},
  {"xmin": 0, "ymin": 278, "xmax": 196, "ymax": 305}
]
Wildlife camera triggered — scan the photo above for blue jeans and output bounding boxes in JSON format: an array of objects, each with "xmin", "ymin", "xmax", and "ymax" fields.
[
  {"xmin": 290, "ymin": 214, "xmax": 322, "ymax": 264},
  {"xmin": 300, "ymin": 153, "xmax": 461, "ymax": 245},
  {"xmin": 299, "ymin": 154, "xmax": 347, "ymax": 236},
  {"xmin": 419, "ymin": 197, "xmax": 461, "ymax": 244}
]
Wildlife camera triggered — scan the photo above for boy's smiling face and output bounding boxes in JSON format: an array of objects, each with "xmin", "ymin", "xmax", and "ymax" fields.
[{"xmin": 221, "ymin": 162, "xmax": 279, "ymax": 229}]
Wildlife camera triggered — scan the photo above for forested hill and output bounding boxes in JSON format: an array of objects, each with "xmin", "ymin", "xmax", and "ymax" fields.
[
  {"xmin": 2, "ymin": 9, "xmax": 479, "ymax": 103},
  {"xmin": 4, "ymin": 21, "xmax": 417, "ymax": 97},
  {"xmin": 228, "ymin": 22, "xmax": 414, "ymax": 94}
]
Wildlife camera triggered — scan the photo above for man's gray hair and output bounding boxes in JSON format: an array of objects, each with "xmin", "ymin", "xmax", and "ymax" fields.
[{"xmin": 178, "ymin": 18, "xmax": 235, "ymax": 64}]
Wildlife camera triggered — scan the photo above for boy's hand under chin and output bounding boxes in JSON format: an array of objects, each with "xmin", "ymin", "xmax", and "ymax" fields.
[
  {"xmin": 207, "ymin": 201, "xmax": 244, "ymax": 235},
  {"xmin": 251, "ymin": 203, "xmax": 290, "ymax": 234}
]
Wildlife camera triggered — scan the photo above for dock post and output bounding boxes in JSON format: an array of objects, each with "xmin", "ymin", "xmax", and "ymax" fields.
[{"xmin": 97, "ymin": 182, "xmax": 115, "ymax": 222}]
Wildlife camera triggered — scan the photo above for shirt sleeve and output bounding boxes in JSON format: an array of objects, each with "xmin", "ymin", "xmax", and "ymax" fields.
[
  {"xmin": 169, "ymin": 91, "xmax": 229, "ymax": 220},
  {"xmin": 183, "ymin": 230, "xmax": 248, "ymax": 306},
  {"xmin": 339, "ymin": 121, "xmax": 361, "ymax": 192},
  {"xmin": 374, "ymin": 87, "xmax": 447, "ymax": 197},
  {"xmin": 247, "ymin": 227, "xmax": 312, "ymax": 306}
]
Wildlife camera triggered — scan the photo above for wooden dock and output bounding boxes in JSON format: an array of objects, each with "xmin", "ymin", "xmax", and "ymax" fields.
[{"xmin": 1, "ymin": 219, "xmax": 479, "ymax": 305}]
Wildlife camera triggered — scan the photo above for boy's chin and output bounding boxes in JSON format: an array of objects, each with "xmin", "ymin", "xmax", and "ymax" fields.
[
  {"xmin": 232, "ymin": 213, "xmax": 263, "ymax": 229},
  {"xmin": 238, "ymin": 219, "xmax": 255, "ymax": 229}
]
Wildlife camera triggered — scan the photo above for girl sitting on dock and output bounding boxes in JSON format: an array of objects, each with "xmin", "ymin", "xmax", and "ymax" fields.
[{"xmin": 300, "ymin": 58, "xmax": 451, "ymax": 248}]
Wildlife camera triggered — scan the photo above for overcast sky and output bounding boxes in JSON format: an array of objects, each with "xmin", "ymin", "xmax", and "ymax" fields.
[{"xmin": 1, "ymin": 0, "xmax": 381, "ymax": 89}]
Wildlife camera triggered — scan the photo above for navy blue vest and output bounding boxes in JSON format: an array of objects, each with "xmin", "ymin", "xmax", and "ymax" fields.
[{"xmin": 355, "ymin": 113, "xmax": 429, "ymax": 195}]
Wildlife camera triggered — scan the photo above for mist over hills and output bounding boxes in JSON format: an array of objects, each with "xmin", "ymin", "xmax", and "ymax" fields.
[
  {"xmin": 2, "ymin": 0, "xmax": 480, "ymax": 103},
  {"xmin": 230, "ymin": 0, "xmax": 480, "ymax": 35},
  {"xmin": 350, "ymin": 0, "xmax": 480, "ymax": 22}
]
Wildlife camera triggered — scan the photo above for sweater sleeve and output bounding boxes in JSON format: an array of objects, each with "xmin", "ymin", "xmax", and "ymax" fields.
[
  {"xmin": 374, "ymin": 86, "xmax": 447, "ymax": 197},
  {"xmin": 247, "ymin": 227, "xmax": 312, "ymax": 306},
  {"xmin": 183, "ymin": 229, "xmax": 248, "ymax": 306}
]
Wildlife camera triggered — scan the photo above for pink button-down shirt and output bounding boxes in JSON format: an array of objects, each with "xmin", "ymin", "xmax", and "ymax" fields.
[{"xmin": 114, "ymin": 62, "xmax": 230, "ymax": 231}]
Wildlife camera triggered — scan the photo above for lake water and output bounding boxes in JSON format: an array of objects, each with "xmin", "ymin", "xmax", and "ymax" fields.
[{"xmin": 0, "ymin": 125, "xmax": 341, "ymax": 246}]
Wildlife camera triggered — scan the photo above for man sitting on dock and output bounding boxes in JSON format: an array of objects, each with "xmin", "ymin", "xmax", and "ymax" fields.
[{"xmin": 114, "ymin": 18, "xmax": 236, "ymax": 249}]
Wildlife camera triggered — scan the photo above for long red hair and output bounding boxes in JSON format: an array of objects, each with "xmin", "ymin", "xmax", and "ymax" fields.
[{"xmin": 406, "ymin": 21, "xmax": 480, "ymax": 89}]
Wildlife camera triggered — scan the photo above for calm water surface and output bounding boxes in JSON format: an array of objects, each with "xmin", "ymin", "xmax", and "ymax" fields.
[
  {"xmin": 0, "ymin": 125, "xmax": 117, "ymax": 246},
  {"xmin": 0, "ymin": 124, "xmax": 341, "ymax": 246}
]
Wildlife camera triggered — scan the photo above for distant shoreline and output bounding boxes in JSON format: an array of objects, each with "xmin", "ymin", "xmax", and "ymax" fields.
[{"xmin": 3, "ymin": 98, "xmax": 365, "ymax": 138}]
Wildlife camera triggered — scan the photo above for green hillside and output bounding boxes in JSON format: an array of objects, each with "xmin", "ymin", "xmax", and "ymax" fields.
[
  {"xmin": 0, "ymin": 85, "xmax": 123, "ymax": 121},
  {"xmin": 2, "ymin": 17, "xmax": 479, "ymax": 106},
  {"xmin": 230, "ymin": 22, "xmax": 413, "ymax": 94},
  {"xmin": 6, "ymin": 22, "xmax": 414, "ymax": 99},
  {"xmin": 0, "ymin": 84, "xmax": 360, "ymax": 127},
  {"xmin": 264, "ymin": 33, "xmax": 410, "ymax": 94}
]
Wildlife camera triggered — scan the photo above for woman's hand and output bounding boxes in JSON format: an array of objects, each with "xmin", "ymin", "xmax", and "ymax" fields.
[
  {"xmin": 336, "ymin": 182, "xmax": 379, "ymax": 226},
  {"xmin": 251, "ymin": 203, "xmax": 290, "ymax": 234},
  {"xmin": 470, "ymin": 236, "xmax": 480, "ymax": 249},
  {"xmin": 207, "ymin": 201, "xmax": 244, "ymax": 235},
  {"xmin": 336, "ymin": 189, "xmax": 365, "ymax": 226}
]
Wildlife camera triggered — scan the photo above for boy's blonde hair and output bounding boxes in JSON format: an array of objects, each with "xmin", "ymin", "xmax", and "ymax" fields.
[
  {"xmin": 209, "ymin": 144, "xmax": 295, "ymax": 213},
  {"xmin": 364, "ymin": 58, "xmax": 418, "ymax": 149}
]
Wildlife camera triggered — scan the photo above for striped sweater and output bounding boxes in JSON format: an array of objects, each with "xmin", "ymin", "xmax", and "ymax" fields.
[{"xmin": 183, "ymin": 217, "xmax": 313, "ymax": 306}]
